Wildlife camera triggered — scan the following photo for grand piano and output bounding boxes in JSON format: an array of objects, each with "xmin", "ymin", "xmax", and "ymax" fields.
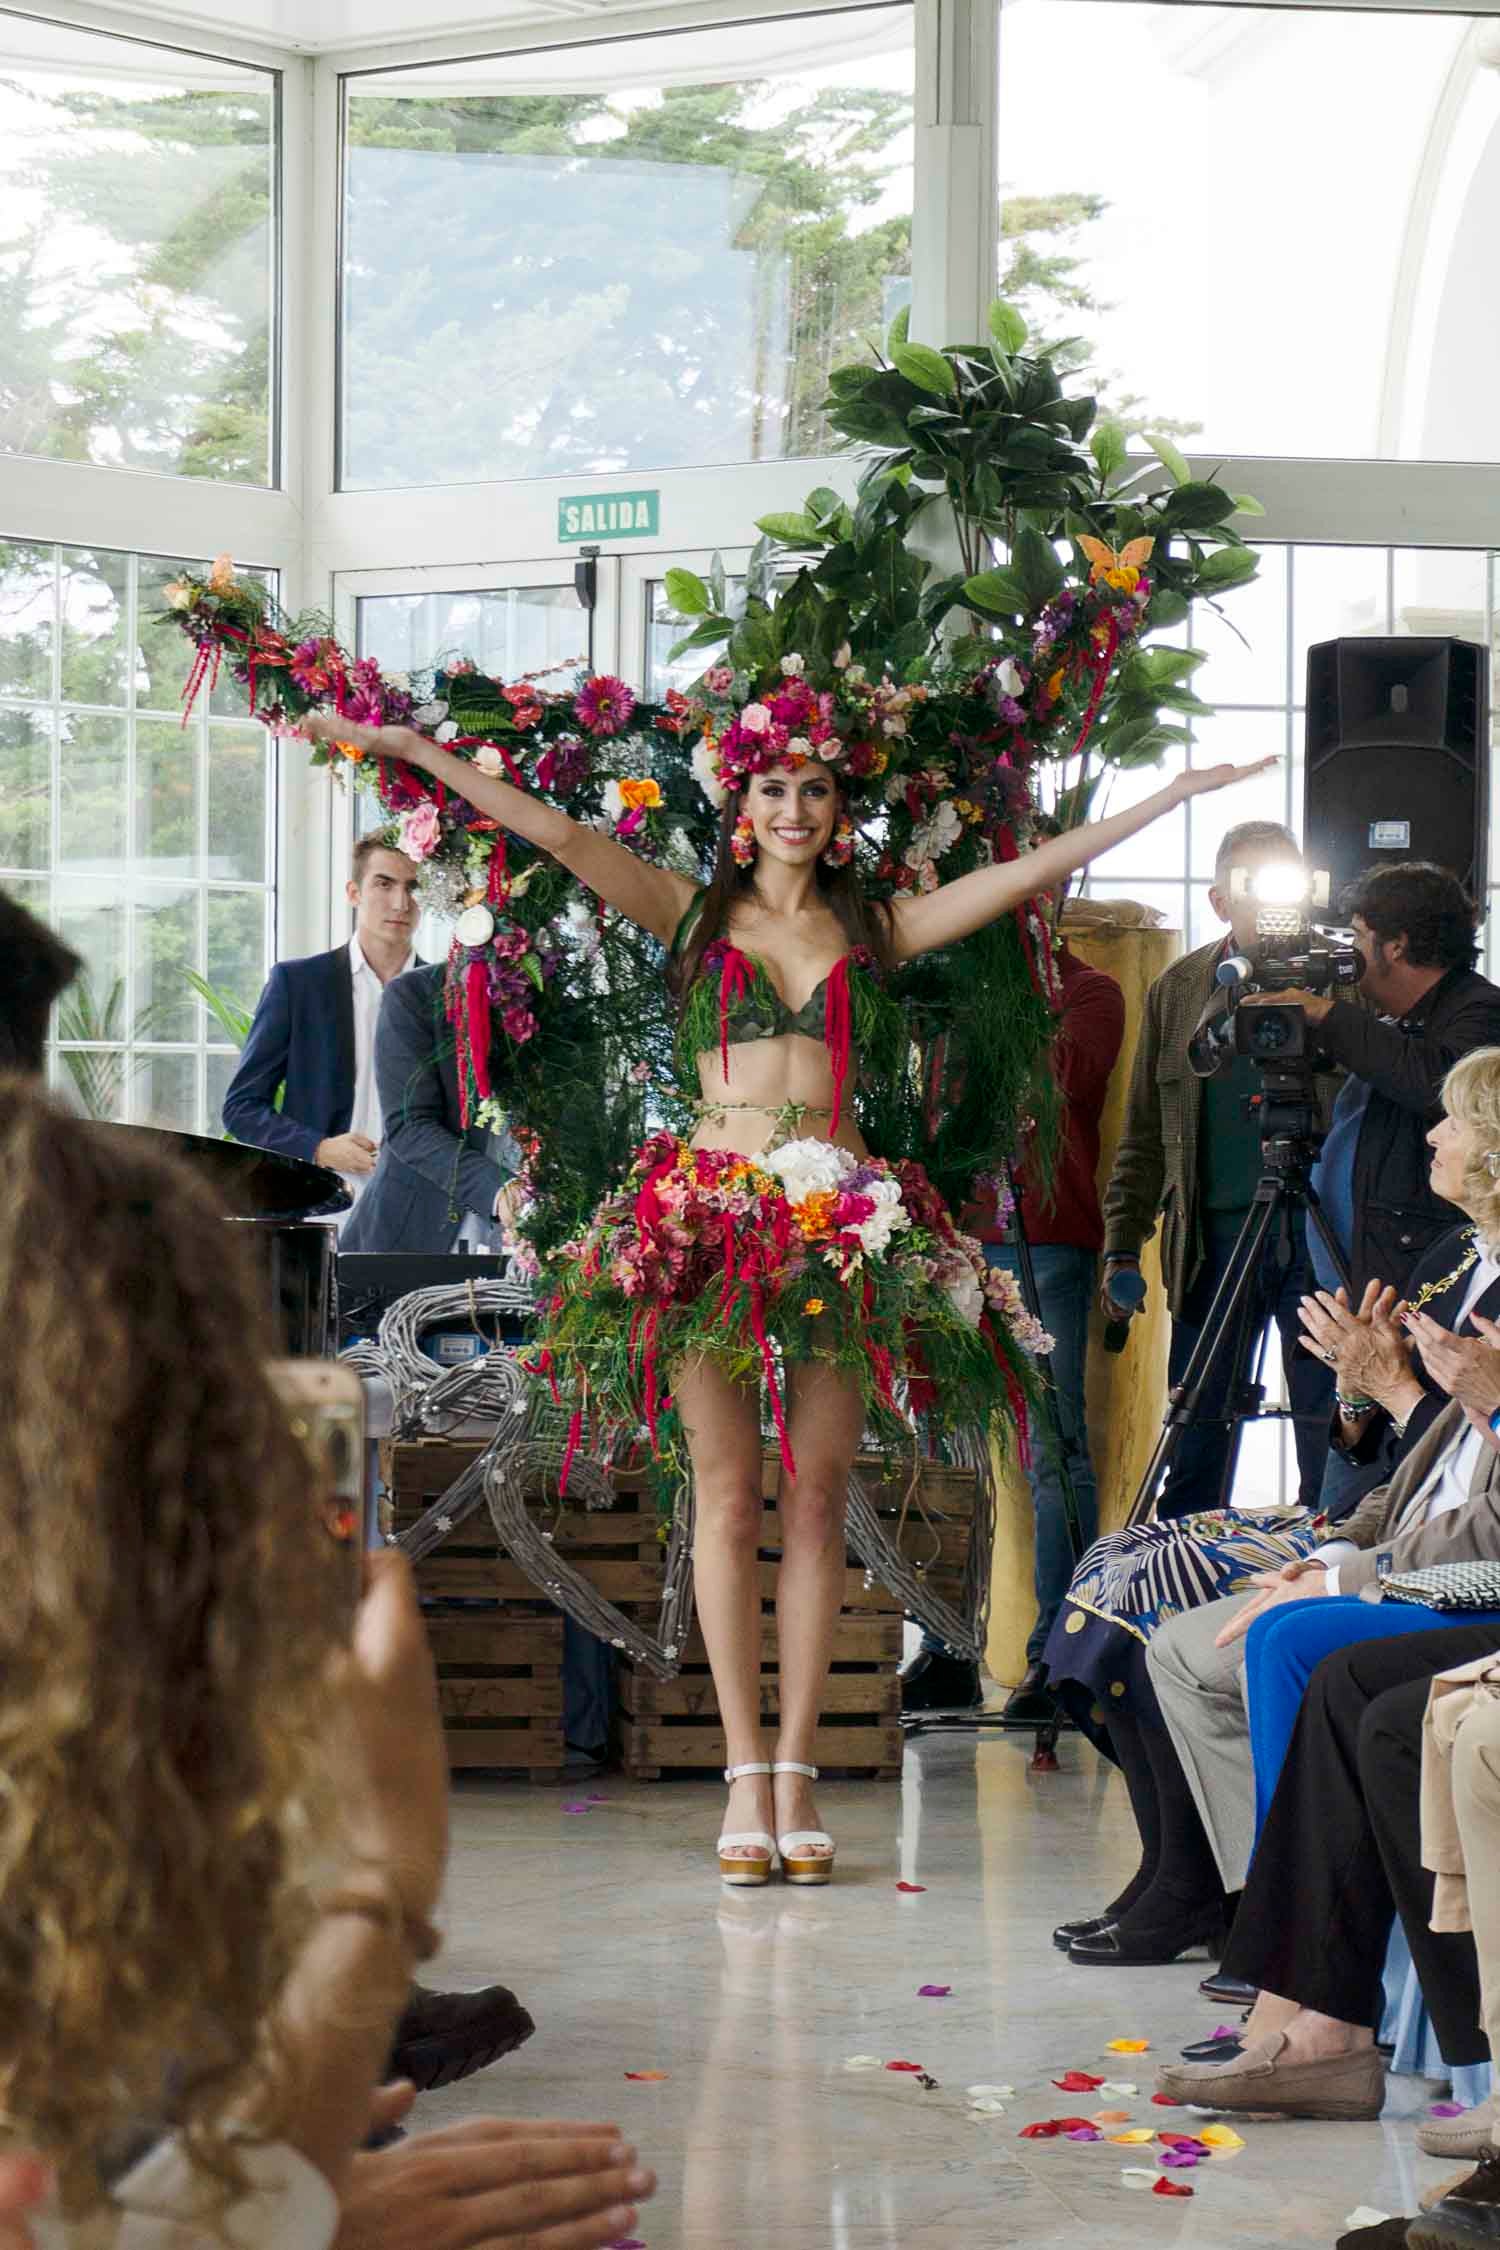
[{"xmin": 88, "ymin": 1124, "xmax": 349, "ymax": 1357}]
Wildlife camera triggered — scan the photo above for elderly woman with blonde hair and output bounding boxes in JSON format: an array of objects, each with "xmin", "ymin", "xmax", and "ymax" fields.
[{"xmin": 1046, "ymin": 1046, "xmax": 1500, "ymax": 1971}]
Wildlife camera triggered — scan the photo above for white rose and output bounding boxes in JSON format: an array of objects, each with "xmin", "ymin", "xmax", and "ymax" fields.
[
  {"xmin": 881, "ymin": 716, "xmax": 907, "ymax": 738},
  {"xmin": 691, "ymin": 737, "xmax": 727, "ymax": 809},
  {"xmin": 781, "ymin": 653, "xmax": 806, "ymax": 677},
  {"xmin": 905, "ymin": 802, "xmax": 963, "ymax": 872},
  {"xmin": 740, "ymin": 703, "xmax": 771, "ymax": 735},
  {"xmin": 764, "ymin": 1139, "xmax": 852, "ymax": 1203},
  {"xmin": 845, "ymin": 663, "xmax": 868, "ymax": 685},
  {"xmin": 387, "ymin": 670, "xmax": 412, "ymax": 693},
  {"xmin": 473, "ymin": 743, "xmax": 504, "ymax": 776},
  {"xmin": 995, "ymin": 658, "xmax": 1024, "ymax": 698},
  {"xmin": 943, "ymin": 1266, "xmax": 985, "ymax": 1327},
  {"xmin": 784, "ymin": 735, "xmax": 813, "ymax": 761},
  {"xmin": 434, "ymin": 721, "xmax": 458, "ymax": 744},
  {"xmin": 601, "ymin": 780, "xmax": 626, "ymax": 823},
  {"xmin": 413, "ymin": 700, "xmax": 448, "ymax": 727}
]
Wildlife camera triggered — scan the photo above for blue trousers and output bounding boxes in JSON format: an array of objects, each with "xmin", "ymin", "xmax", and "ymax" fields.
[
  {"xmin": 921, "ymin": 1242, "xmax": 1099, "ymax": 1664},
  {"xmin": 1245, "ymin": 1596, "xmax": 1500, "ymax": 1837}
]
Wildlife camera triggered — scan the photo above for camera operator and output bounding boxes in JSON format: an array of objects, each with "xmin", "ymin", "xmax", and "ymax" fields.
[
  {"xmin": 1242, "ymin": 862, "xmax": 1500, "ymax": 1302},
  {"xmin": 1102, "ymin": 822, "xmax": 1342, "ymax": 1520}
]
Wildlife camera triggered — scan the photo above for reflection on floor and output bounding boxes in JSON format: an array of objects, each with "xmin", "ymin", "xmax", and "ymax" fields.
[{"xmin": 417, "ymin": 1727, "xmax": 1455, "ymax": 2248}]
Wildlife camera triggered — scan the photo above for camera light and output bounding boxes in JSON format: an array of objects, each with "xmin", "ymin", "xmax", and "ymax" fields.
[{"xmin": 1248, "ymin": 863, "xmax": 1311, "ymax": 907}]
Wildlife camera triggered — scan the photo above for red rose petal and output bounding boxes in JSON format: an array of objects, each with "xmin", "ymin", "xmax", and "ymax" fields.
[
  {"xmin": 1019, "ymin": 2121, "xmax": 1065, "ymax": 2139},
  {"xmin": 1150, "ymin": 2093, "xmax": 1181, "ymax": 2106},
  {"xmin": 1052, "ymin": 2072, "xmax": 1106, "ymax": 2092},
  {"xmin": 1153, "ymin": 2178, "xmax": 1194, "ymax": 2198},
  {"xmin": 884, "ymin": 2060, "xmax": 924, "ymax": 2073},
  {"xmin": 895, "ymin": 1882, "xmax": 927, "ymax": 1894}
]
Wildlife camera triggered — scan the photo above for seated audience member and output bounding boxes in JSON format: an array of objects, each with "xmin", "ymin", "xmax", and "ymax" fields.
[
  {"xmin": 1046, "ymin": 1049, "xmax": 1500, "ymax": 1968},
  {"xmin": 342, "ymin": 963, "xmax": 516, "ymax": 1253},
  {"xmin": 222, "ymin": 838, "xmax": 421, "ymax": 1200},
  {"xmin": 1154, "ymin": 1611, "xmax": 1500, "ymax": 2127},
  {"xmin": 0, "ymin": 1083, "xmax": 654, "ymax": 2250},
  {"xmin": 1100, "ymin": 822, "xmax": 1338, "ymax": 1523},
  {"xmin": 1, "ymin": 890, "xmax": 524, "ymax": 2093}
]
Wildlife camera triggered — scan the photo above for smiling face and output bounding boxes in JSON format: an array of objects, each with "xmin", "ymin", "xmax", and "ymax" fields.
[
  {"xmin": 741, "ymin": 762, "xmax": 839, "ymax": 866},
  {"xmin": 1427, "ymin": 1107, "xmax": 1480, "ymax": 1212}
]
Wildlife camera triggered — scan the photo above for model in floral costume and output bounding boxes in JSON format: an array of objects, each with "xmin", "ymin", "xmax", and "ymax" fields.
[{"xmin": 302, "ymin": 677, "xmax": 1268, "ymax": 1888}]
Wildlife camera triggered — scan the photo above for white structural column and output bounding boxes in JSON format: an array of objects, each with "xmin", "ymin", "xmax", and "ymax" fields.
[{"xmin": 909, "ymin": 0, "xmax": 997, "ymax": 350}]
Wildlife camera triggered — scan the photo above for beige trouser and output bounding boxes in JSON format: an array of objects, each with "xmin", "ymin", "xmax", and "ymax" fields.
[
  {"xmin": 1145, "ymin": 1596, "xmax": 1256, "ymax": 1891},
  {"xmin": 1451, "ymin": 1695, "xmax": 1500, "ymax": 2076}
]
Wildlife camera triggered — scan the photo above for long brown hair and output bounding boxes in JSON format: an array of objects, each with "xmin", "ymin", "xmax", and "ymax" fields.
[
  {"xmin": 0, "ymin": 1080, "xmax": 346, "ymax": 2213},
  {"xmin": 670, "ymin": 782, "xmax": 896, "ymax": 1000}
]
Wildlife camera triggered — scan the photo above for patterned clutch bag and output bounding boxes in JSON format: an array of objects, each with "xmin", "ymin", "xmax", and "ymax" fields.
[{"xmin": 1381, "ymin": 1559, "xmax": 1500, "ymax": 1612}]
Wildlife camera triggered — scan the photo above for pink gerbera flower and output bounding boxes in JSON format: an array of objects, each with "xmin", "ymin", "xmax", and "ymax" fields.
[{"xmin": 574, "ymin": 675, "xmax": 637, "ymax": 736}]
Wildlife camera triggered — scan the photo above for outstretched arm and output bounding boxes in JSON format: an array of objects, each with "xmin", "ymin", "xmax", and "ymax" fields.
[
  {"xmin": 300, "ymin": 714, "xmax": 696, "ymax": 946},
  {"xmin": 887, "ymin": 760, "xmax": 1278, "ymax": 962}
]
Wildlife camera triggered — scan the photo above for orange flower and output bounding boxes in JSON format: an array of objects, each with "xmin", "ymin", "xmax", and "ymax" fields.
[
  {"xmin": 794, "ymin": 1190, "xmax": 838, "ymax": 1239},
  {"xmin": 1045, "ymin": 666, "xmax": 1066, "ymax": 700},
  {"xmin": 207, "ymin": 552, "xmax": 237, "ymax": 595},
  {"xmin": 803, "ymin": 1297, "xmax": 826, "ymax": 1316},
  {"xmin": 618, "ymin": 777, "xmax": 662, "ymax": 812},
  {"xmin": 333, "ymin": 739, "xmax": 365, "ymax": 763}
]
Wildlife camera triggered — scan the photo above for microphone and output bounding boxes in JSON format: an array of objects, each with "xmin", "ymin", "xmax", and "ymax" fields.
[{"xmin": 1102, "ymin": 1265, "xmax": 1147, "ymax": 1355}]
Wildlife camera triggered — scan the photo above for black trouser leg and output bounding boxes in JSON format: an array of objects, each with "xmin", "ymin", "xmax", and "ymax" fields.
[
  {"xmin": 1361, "ymin": 1675, "xmax": 1489, "ymax": 2067},
  {"xmin": 1100, "ymin": 1704, "xmax": 1163, "ymax": 1918},
  {"xmin": 1111, "ymin": 1685, "xmax": 1227, "ymax": 1931},
  {"xmin": 1224, "ymin": 1623, "xmax": 1493, "ymax": 2061}
]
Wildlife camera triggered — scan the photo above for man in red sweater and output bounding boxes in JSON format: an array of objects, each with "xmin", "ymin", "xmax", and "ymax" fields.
[{"xmin": 902, "ymin": 941, "xmax": 1126, "ymax": 1716}]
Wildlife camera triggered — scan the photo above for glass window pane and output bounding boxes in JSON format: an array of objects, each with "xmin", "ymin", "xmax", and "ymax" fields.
[
  {"xmin": 1186, "ymin": 712, "xmax": 1294, "ymax": 878},
  {"xmin": 206, "ymin": 1046, "xmax": 240, "ymax": 1132},
  {"xmin": 59, "ymin": 546, "xmax": 131, "ymax": 706},
  {"xmin": 132, "ymin": 1050, "xmax": 200, "ymax": 1131},
  {"xmin": 1290, "ymin": 546, "xmax": 1391, "ymax": 705},
  {"xmin": 205, "ymin": 888, "xmax": 268, "ymax": 1018},
  {"xmin": 135, "ymin": 720, "xmax": 201, "ymax": 879},
  {"xmin": 1083, "ymin": 751, "xmax": 1186, "ymax": 881},
  {"xmin": 355, "ymin": 585, "xmax": 587, "ymax": 678},
  {"xmin": 135, "ymin": 553, "xmax": 208, "ymax": 712},
  {"xmin": 1393, "ymin": 547, "xmax": 1490, "ymax": 643},
  {"xmin": 341, "ymin": 6, "xmax": 914, "ymax": 488},
  {"xmin": 1188, "ymin": 883, "xmax": 1220, "ymax": 950},
  {"xmin": 0, "ymin": 705, "xmax": 53, "ymax": 870},
  {"xmin": 207, "ymin": 723, "xmax": 268, "ymax": 884},
  {"xmin": 0, "ymin": 540, "xmax": 55, "ymax": 697},
  {"xmin": 58, "ymin": 713, "xmax": 127, "ymax": 868},
  {"xmin": 1190, "ymin": 547, "xmax": 1288, "ymax": 711},
  {"xmin": 134, "ymin": 884, "xmax": 199, "ymax": 1044},
  {"xmin": 51, "ymin": 1045, "xmax": 130, "ymax": 1123},
  {"xmin": 0, "ymin": 18, "xmax": 276, "ymax": 485},
  {"xmin": 997, "ymin": 3, "xmax": 1500, "ymax": 463},
  {"xmin": 53, "ymin": 877, "xmax": 127, "ymax": 1022}
]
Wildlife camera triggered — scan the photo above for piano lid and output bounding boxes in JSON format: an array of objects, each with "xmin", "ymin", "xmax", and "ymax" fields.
[{"xmin": 86, "ymin": 1123, "xmax": 351, "ymax": 1221}]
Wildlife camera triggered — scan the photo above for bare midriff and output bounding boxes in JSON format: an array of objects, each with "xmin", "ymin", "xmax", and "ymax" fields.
[{"xmin": 689, "ymin": 1030, "xmax": 870, "ymax": 1159}]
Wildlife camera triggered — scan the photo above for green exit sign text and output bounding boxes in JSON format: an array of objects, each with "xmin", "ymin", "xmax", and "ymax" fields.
[{"xmin": 557, "ymin": 489, "xmax": 660, "ymax": 542}]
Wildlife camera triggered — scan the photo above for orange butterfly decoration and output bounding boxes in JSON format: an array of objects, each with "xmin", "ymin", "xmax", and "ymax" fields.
[{"xmin": 1077, "ymin": 534, "xmax": 1154, "ymax": 592}]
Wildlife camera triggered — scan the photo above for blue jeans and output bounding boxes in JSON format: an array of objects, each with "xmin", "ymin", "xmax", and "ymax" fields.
[
  {"xmin": 1244, "ymin": 1596, "xmax": 1500, "ymax": 1838},
  {"xmin": 1158, "ymin": 1208, "xmax": 1334, "ymax": 1522}
]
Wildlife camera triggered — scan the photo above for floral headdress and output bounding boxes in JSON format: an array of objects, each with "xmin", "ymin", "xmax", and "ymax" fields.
[{"xmin": 690, "ymin": 651, "xmax": 926, "ymax": 810}]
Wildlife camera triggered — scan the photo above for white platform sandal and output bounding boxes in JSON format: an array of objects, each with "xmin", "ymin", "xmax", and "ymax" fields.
[
  {"xmin": 718, "ymin": 1762, "xmax": 776, "ymax": 1886},
  {"xmin": 773, "ymin": 1760, "xmax": 835, "ymax": 1885}
]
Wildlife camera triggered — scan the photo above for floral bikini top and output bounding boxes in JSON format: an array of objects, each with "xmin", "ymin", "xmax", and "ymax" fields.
[{"xmin": 670, "ymin": 895, "xmax": 901, "ymax": 1133}]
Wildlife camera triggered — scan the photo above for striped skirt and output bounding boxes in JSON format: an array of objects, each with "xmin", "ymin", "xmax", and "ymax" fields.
[{"xmin": 1042, "ymin": 1508, "xmax": 1324, "ymax": 1712}]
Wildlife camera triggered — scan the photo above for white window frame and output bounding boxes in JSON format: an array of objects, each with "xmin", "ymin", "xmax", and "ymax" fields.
[{"xmin": 10, "ymin": 0, "xmax": 1500, "ymax": 968}]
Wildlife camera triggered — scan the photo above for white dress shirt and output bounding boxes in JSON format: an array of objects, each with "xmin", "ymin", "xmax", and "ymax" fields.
[{"xmin": 344, "ymin": 933, "xmax": 416, "ymax": 1207}]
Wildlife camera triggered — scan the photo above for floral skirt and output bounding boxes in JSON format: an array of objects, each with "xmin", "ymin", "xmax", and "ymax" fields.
[
  {"xmin": 1042, "ymin": 1508, "xmax": 1324, "ymax": 1712},
  {"xmin": 526, "ymin": 1132, "xmax": 1048, "ymax": 1491}
]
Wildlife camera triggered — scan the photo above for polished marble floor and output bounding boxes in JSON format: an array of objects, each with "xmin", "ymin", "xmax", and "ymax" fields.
[{"xmin": 416, "ymin": 1727, "xmax": 1459, "ymax": 2248}]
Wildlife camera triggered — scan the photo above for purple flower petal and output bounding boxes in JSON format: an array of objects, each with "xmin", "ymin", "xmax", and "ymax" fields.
[
  {"xmin": 917, "ymin": 1984, "xmax": 952, "ymax": 1997},
  {"xmin": 1430, "ymin": 2101, "xmax": 1466, "ymax": 2117},
  {"xmin": 1065, "ymin": 2127, "xmax": 1103, "ymax": 2142}
]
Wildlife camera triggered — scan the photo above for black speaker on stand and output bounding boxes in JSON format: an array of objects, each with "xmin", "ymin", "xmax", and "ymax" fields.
[{"xmin": 1304, "ymin": 637, "xmax": 1488, "ymax": 906}]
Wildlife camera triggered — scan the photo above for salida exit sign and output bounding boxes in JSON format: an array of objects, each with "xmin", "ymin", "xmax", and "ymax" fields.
[{"xmin": 557, "ymin": 489, "xmax": 660, "ymax": 542}]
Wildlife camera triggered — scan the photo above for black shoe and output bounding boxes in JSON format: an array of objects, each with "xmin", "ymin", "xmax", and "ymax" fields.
[
  {"xmin": 1198, "ymin": 1969, "xmax": 1258, "ymax": 2006},
  {"xmin": 1068, "ymin": 1904, "xmax": 1225, "ymax": 1968},
  {"xmin": 387, "ymin": 1981, "xmax": 536, "ymax": 2091},
  {"xmin": 900, "ymin": 1650, "xmax": 982, "ymax": 1713},
  {"xmin": 1001, "ymin": 1662, "xmax": 1057, "ymax": 1726},
  {"xmin": 1409, "ymin": 2147, "xmax": 1500, "ymax": 2247},
  {"xmin": 1179, "ymin": 2033, "xmax": 1245, "ymax": 2063},
  {"xmin": 1053, "ymin": 1914, "xmax": 1113, "ymax": 1952}
]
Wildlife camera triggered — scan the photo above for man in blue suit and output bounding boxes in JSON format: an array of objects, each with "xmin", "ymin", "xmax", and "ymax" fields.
[{"xmin": 223, "ymin": 838, "xmax": 421, "ymax": 1198}]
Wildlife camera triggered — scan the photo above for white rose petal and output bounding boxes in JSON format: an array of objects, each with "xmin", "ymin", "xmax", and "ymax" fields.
[
  {"xmin": 784, "ymin": 735, "xmax": 813, "ymax": 760},
  {"xmin": 413, "ymin": 700, "xmax": 448, "ymax": 726},
  {"xmin": 740, "ymin": 703, "xmax": 771, "ymax": 736},
  {"xmin": 434, "ymin": 721, "xmax": 458, "ymax": 744},
  {"xmin": 601, "ymin": 780, "xmax": 626, "ymax": 822},
  {"xmin": 692, "ymin": 737, "xmax": 727, "ymax": 809},
  {"xmin": 456, "ymin": 904, "xmax": 496, "ymax": 948},
  {"xmin": 473, "ymin": 744, "xmax": 504, "ymax": 776},
  {"xmin": 995, "ymin": 658, "xmax": 1024, "ymax": 698},
  {"xmin": 781, "ymin": 653, "xmax": 806, "ymax": 676}
]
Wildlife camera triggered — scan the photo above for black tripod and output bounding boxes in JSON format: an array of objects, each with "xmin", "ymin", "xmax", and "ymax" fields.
[
  {"xmin": 1127, "ymin": 1068, "xmax": 1350, "ymax": 1527},
  {"xmin": 904, "ymin": 1162, "xmax": 1091, "ymax": 1765}
]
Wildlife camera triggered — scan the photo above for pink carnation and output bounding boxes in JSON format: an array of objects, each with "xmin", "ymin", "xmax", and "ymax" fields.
[{"xmin": 574, "ymin": 675, "xmax": 636, "ymax": 737}]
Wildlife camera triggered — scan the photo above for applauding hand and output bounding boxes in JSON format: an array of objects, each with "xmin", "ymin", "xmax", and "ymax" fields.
[
  {"xmin": 1402, "ymin": 1307, "xmax": 1500, "ymax": 1420},
  {"xmin": 1298, "ymin": 1281, "xmax": 1420, "ymax": 1418}
]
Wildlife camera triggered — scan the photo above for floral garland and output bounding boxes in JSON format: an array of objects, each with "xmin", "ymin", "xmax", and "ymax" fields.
[{"xmin": 166, "ymin": 545, "xmax": 1156, "ymax": 1238}]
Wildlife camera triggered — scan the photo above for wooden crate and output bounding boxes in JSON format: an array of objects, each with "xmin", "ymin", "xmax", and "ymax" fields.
[
  {"xmin": 854, "ymin": 1455, "xmax": 980, "ymax": 1623},
  {"xmin": 426, "ymin": 1611, "xmax": 566, "ymax": 1778}
]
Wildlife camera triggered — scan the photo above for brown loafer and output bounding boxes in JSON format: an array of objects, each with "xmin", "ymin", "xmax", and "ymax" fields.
[
  {"xmin": 1154, "ymin": 2030, "xmax": 1386, "ymax": 2120},
  {"xmin": 1420, "ymin": 2096, "xmax": 1500, "ymax": 2162}
]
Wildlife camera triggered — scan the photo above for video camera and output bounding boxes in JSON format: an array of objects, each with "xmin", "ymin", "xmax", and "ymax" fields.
[{"xmin": 1188, "ymin": 863, "xmax": 1363, "ymax": 1078}]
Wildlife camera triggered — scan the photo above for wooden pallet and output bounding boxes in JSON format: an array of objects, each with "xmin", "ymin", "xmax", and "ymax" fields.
[{"xmin": 425, "ymin": 1611, "xmax": 566, "ymax": 1778}]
